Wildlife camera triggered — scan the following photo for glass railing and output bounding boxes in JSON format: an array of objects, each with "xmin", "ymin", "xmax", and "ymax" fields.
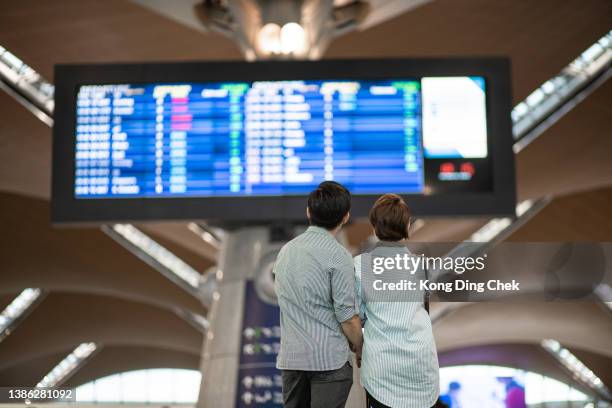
[
  {"xmin": 512, "ymin": 30, "xmax": 611, "ymax": 141},
  {"xmin": 34, "ymin": 342, "xmax": 98, "ymax": 389},
  {"xmin": 0, "ymin": 45, "xmax": 54, "ymax": 115},
  {"xmin": 542, "ymin": 339, "xmax": 612, "ymax": 401},
  {"xmin": 101, "ymin": 224, "xmax": 204, "ymax": 297},
  {"xmin": 0, "ymin": 288, "xmax": 43, "ymax": 343}
]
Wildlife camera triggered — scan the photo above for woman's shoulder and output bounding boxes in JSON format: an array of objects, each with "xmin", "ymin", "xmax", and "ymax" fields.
[
  {"xmin": 353, "ymin": 253, "xmax": 364, "ymax": 278},
  {"xmin": 353, "ymin": 252, "xmax": 372, "ymax": 265}
]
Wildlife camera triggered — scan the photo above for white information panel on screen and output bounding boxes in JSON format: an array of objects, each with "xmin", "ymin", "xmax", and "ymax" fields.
[{"xmin": 421, "ymin": 76, "xmax": 488, "ymax": 158}]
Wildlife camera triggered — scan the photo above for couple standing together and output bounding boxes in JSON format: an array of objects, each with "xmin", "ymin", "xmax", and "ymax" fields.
[{"xmin": 274, "ymin": 181, "xmax": 440, "ymax": 408}]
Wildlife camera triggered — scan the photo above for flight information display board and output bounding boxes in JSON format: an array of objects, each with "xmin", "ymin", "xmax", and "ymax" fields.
[
  {"xmin": 52, "ymin": 59, "xmax": 515, "ymax": 223},
  {"xmin": 74, "ymin": 80, "xmax": 428, "ymax": 198}
]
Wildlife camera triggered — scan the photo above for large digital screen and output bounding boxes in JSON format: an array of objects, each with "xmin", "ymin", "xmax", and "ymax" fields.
[
  {"xmin": 74, "ymin": 77, "xmax": 487, "ymax": 199},
  {"xmin": 52, "ymin": 59, "xmax": 515, "ymax": 223}
]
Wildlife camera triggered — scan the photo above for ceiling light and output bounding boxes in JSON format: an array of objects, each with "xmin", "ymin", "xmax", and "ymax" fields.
[
  {"xmin": 258, "ymin": 23, "xmax": 282, "ymax": 55},
  {"xmin": 280, "ymin": 22, "xmax": 307, "ymax": 55}
]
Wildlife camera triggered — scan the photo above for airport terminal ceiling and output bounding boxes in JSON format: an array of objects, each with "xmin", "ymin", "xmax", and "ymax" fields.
[{"xmin": 0, "ymin": 0, "xmax": 611, "ymax": 405}]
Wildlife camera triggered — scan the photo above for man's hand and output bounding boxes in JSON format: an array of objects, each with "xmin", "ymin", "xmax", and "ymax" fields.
[
  {"xmin": 341, "ymin": 315, "xmax": 363, "ymax": 368},
  {"xmin": 350, "ymin": 341, "xmax": 362, "ymax": 368}
]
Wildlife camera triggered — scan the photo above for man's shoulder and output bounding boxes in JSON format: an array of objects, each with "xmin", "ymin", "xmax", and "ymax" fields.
[
  {"xmin": 279, "ymin": 233, "xmax": 311, "ymax": 253},
  {"xmin": 276, "ymin": 233, "xmax": 319, "ymax": 261},
  {"xmin": 326, "ymin": 240, "xmax": 353, "ymax": 268},
  {"xmin": 334, "ymin": 242, "xmax": 353, "ymax": 259},
  {"xmin": 280, "ymin": 230, "xmax": 351, "ymax": 262}
]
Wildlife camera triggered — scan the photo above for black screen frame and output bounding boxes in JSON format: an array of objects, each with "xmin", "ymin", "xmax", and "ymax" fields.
[{"xmin": 52, "ymin": 58, "xmax": 515, "ymax": 225}]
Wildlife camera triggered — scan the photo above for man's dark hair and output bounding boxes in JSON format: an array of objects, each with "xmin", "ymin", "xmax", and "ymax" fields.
[
  {"xmin": 369, "ymin": 193, "xmax": 411, "ymax": 241},
  {"xmin": 307, "ymin": 181, "xmax": 351, "ymax": 230}
]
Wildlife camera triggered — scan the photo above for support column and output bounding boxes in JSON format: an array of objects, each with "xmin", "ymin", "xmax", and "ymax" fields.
[{"xmin": 197, "ymin": 226, "xmax": 270, "ymax": 407}]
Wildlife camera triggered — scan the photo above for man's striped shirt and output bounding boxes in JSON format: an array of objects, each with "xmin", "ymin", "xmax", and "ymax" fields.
[{"xmin": 274, "ymin": 226, "xmax": 357, "ymax": 371}]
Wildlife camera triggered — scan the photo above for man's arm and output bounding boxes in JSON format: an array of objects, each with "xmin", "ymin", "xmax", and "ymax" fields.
[
  {"xmin": 341, "ymin": 314, "xmax": 363, "ymax": 367},
  {"xmin": 330, "ymin": 251, "xmax": 363, "ymax": 365}
]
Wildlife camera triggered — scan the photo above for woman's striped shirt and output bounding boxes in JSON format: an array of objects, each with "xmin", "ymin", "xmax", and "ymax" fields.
[{"xmin": 355, "ymin": 241, "xmax": 439, "ymax": 408}]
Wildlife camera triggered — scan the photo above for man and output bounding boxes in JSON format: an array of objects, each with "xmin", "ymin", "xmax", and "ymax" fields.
[{"xmin": 274, "ymin": 181, "xmax": 363, "ymax": 408}]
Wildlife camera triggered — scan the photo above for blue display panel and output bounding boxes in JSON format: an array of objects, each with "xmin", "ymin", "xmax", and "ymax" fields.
[{"xmin": 74, "ymin": 79, "xmax": 429, "ymax": 199}]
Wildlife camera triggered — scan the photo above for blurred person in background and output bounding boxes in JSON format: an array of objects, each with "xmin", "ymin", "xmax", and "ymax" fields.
[{"xmin": 439, "ymin": 381, "xmax": 462, "ymax": 408}]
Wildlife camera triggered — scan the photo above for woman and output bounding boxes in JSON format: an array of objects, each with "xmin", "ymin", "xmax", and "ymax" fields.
[{"xmin": 354, "ymin": 194, "xmax": 440, "ymax": 408}]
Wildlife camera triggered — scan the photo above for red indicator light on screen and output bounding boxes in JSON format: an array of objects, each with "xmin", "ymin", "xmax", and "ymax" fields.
[
  {"xmin": 460, "ymin": 162, "xmax": 475, "ymax": 176},
  {"xmin": 440, "ymin": 162, "xmax": 455, "ymax": 173}
]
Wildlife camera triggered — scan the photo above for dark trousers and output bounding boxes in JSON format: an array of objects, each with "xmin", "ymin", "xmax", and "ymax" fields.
[
  {"xmin": 282, "ymin": 362, "xmax": 353, "ymax": 408},
  {"xmin": 366, "ymin": 390, "xmax": 443, "ymax": 408},
  {"xmin": 365, "ymin": 390, "xmax": 391, "ymax": 408}
]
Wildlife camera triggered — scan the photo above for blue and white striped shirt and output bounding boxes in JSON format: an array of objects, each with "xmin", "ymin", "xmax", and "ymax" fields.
[
  {"xmin": 355, "ymin": 241, "xmax": 439, "ymax": 408},
  {"xmin": 274, "ymin": 226, "xmax": 357, "ymax": 371}
]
